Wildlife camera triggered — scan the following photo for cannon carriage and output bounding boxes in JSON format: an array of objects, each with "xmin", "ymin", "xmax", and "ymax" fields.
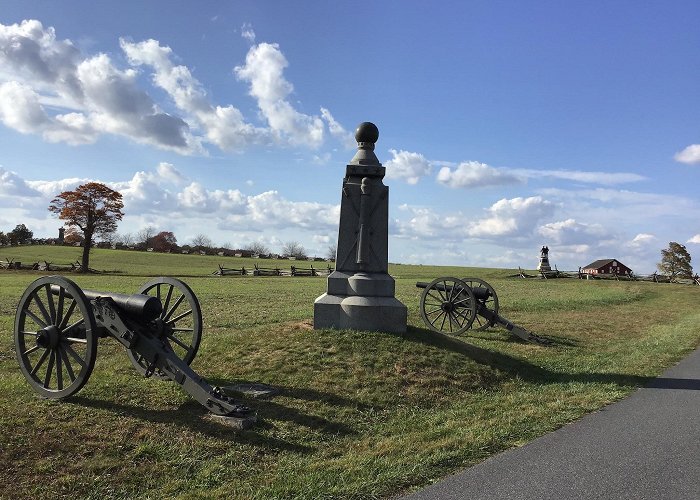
[
  {"xmin": 415, "ymin": 276, "xmax": 550, "ymax": 344},
  {"xmin": 14, "ymin": 276, "xmax": 252, "ymax": 419}
]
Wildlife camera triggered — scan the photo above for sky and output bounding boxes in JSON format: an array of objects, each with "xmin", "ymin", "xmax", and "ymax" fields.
[{"xmin": 0, "ymin": 1, "xmax": 699, "ymax": 273}]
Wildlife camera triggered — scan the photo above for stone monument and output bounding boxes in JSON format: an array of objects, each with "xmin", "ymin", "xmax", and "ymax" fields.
[
  {"xmin": 314, "ymin": 122, "xmax": 407, "ymax": 333},
  {"xmin": 537, "ymin": 245, "xmax": 551, "ymax": 272}
]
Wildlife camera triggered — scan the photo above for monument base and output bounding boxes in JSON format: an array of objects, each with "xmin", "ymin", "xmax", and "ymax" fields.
[{"xmin": 314, "ymin": 293, "xmax": 407, "ymax": 333}]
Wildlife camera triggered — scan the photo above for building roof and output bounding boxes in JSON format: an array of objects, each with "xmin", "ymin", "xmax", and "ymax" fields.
[{"xmin": 582, "ymin": 259, "xmax": 630, "ymax": 270}]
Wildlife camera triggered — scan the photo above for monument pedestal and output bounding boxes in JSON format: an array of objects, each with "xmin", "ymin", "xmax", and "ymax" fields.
[{"xmin": 314, "ymin": 271, "xmax": 407, "ymax": 332}]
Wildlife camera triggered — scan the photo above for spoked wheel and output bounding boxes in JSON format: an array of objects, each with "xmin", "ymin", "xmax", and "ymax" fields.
[
  {"xmin": 461, "ymin": 277, "xmax": 499, "ymax": 331},
  {"xmin": 14, "ymin": 276, "xmax": 97, "ymax": 399},
  {"xmin": 126, "ymin": 277, "xmax": 202, "ymax": 378},
  {"xmin": 419, "ymin": 277, "xmax": 477, "ymax": 335}
]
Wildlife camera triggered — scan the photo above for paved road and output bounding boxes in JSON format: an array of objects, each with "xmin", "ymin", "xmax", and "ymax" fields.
[{"xmin": 404, "ymin": 348, "xmax": 700, "ymax": 500}]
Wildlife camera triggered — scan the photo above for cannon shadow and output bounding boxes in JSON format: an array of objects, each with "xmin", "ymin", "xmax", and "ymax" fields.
[
  {"xmin": 395, "ymin": 326, "xmax": 696, "ymax": 390},
  {"xmin": 65, "ymin": 396, "xmax": 313, "ymax": 453}
]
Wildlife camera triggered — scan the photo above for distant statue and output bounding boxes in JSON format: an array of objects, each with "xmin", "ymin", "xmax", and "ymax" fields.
[{"xmin": 537, "ymin": 245, "xmax": 551, "ymax": 272}]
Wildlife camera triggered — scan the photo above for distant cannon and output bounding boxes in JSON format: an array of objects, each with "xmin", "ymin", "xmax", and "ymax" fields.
[
  {"xmin": 415, "ymin": 277, "xmax": 551, "ymax": 345},
  {"xmin": 14, "ymin": 276, "xmax": 252, "ymax": 420}
]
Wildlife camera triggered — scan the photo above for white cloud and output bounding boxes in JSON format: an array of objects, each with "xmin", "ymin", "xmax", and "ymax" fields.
[
  {"xmin": 687, "ymin": 234, "xmax": 700, "ymax": 244},
  {"xmin": 512, "ymin": 168, "xmax": 646, "ymax": 185},
  {"xmin": 468, "ymin": 196, "xmax": 554, "ymax": 238},
  {"xmin": 0, "ymin": 19, "xmax": 347, "ymax": 155},
  {"xmin": 320, "ymin": 107, "xmax": 355, "ymax": 149},
  {"xmin": 384, "ymin": 149, "xmax": 432, "ymax": 185},
  {"xmin": 120, "ymin": 38, "xmax": 266, "ymax": 151},
  {"xmin": 241, "ymin": 23, "xmax": 256, "ymax": 43},
  {"xmin": 0, "ymin": 20, "xmax": 199, "ymax": 152},
  {"xmin": 395, "ymin": 196, "xmax": 555, "ymax": 242},
  {"xmin": 234, "ymin": 42, "xmax": 324, "ymax": 147},
  {"xmin": 538, "ymin": 218, "xmax": 610, "ymax": 246},
  {"xmin": 674, "ymin": 144, "xmax": 700, "ymax": 165},
  {"xmin": 0, "ymin": 167, "xmax": 42, "ymax": 197},
  {"xmin": 436, "ymin": 161, "xmax": 522, "ymax": 189},
  {"xmin": 631, "ymin": 233, "xmax": 656, "ymax": 246}
]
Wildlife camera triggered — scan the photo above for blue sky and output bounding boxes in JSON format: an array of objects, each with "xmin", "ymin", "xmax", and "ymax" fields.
[{"xmin": 1, "ymin": 1, "xmax": 699, "ymax": 273}]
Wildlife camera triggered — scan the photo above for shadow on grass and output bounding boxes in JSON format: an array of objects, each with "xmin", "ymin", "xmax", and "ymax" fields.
[
  {"xmin": 66, "ymin": 396, "xmax": 313, "ymax": 453},
  {"xmin": 397, "ymin": 326, "xmax": 656, "ymax": 388},
  {"xmin": 207, "ymin": 379, "xmax": 360, "ymax": 436}
]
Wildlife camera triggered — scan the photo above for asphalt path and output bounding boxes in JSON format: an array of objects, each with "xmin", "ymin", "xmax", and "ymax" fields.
[{"xmin": 403, "ymin": 347, "xmax": 700, "ymax": 500}]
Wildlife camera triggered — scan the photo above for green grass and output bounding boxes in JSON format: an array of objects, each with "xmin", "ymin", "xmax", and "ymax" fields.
[{"xmin": 1, "ymin": 245, "xmax": 699, "ymax": 499}]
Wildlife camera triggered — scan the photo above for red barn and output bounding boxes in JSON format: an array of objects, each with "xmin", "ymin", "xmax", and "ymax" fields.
[{"xmin": 581, "ymin": 259, "xmax": 633, "ymax": 276}]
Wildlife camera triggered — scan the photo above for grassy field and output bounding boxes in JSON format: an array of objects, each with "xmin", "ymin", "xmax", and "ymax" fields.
[{"xmin": 1, "ymin": 246, "xmax": 699, "ymax": 499}]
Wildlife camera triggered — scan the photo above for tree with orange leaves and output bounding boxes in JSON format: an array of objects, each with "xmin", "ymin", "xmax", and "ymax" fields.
[{"xmin": 49, "ymin": 182, "xmax": 124, "ymax": 272}]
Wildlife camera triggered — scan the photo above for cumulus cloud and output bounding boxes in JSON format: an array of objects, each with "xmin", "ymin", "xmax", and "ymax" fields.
[
  {"xmin": 436, "ymin": 161, "xmax": 522, "ymax": 189},
  {"xmin": 120, "ymin": 38, "xmax": 266, "ymax": 151},
  {"xmin": 395, "ymin": 196, "xmax": 555, "ymax": 242},
  {"xmin": 468, "ymin": 196, "xmax": 554, "ymax": 238},
  {"xmin": 384, "ymin": 149, "xmax": 432, "ymax": 184},
  {"xmin": 674, "ymin": 144, "xmax": 700, "ymax": 165},
  {"xmin": 234, "ymin": 42, "xmax": 324, "ymax": 147},
  {"xmin": 0, "ymin": 166, "xmax": 42, "ymax": 197},
  {"xmin": 687, "ymin": 234, "xmax": 700, "ymax": 244},
  {"xmin": 0, "ymin": 19, "xmax": 346, "ymax": 154},
  {"xmin": 538, "ymin": 218, "xmax": 610, "ymax": 245}
]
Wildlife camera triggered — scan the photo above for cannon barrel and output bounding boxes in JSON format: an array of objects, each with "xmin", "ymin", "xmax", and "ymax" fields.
[
  {"xmin": 415, "ymin": 281, "xmax": 491, "ymax": 301},
  {"xmin": 51, "ymin": 285, "xmax": 162, "ymax": 321}
]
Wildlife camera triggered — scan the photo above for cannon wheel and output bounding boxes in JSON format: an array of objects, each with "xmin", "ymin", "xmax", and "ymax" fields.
[
  {"xmin": 461, "ymin": 277, "xmax": 499, "ymax": 331},
  {"xmin": 14, "ymin": 276, "xmax": 97, "ymax": 399},
  {"xmin": 126, "ymin": 277, "xmax": 202, "ymax": 378},
  {"xmin": 419, "ymin": 277, "xmax": 477, "ymax": 335}
]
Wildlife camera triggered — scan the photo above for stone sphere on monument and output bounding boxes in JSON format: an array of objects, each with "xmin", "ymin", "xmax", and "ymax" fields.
[{"xmin": 355, "ymin": 122, "xmax": 379, "ymax": 144}]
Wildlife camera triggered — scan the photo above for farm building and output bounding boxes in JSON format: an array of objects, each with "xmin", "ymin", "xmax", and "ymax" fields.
[{"xmin": 581, "ymin": 259, "xmax": 633, "ymax": 276}]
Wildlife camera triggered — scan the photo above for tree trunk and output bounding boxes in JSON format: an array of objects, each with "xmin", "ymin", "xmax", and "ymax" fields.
[{"xmin": 81, "ymin": 233, "xmax": 92, "ymax": 273}]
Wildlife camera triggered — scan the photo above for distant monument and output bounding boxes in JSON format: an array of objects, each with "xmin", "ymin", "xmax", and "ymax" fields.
[
  {"xmin": 313, "ymin": 122, "xmax": 407, "ymax": 333},
  {"xmin": 58, "ymin": 227, "xmax": 65, "ymax": 244},
  {"xmin": 537, "ymin": 245, "xmax": 551, "ymax": 272}
]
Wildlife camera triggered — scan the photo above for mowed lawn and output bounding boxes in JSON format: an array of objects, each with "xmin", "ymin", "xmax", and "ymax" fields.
[{"xmin": 1, "ymin": 246, "xmax": 699, "ymax": 499}]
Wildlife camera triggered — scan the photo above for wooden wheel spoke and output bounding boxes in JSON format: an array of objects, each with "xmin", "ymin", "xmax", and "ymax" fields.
[
  {"xmin": 169, "ymin": 309, "xmax": 192, "ymax": 324},
  {"xmin": 63, "ymin": 317, "xmax": 85, "ymax": 336},
  {"xmin": 163, "ymin": 294, "xmax": 185, "ymax": 322},
  {"xmin": 171, "ymin": 327, "xmax": 194, "ymax": 332},
  {"xmin": 59, "ymin": 347, "xmax": 76, "ymax": 382},
  {"xmin": 63, "ymin": 344, "xmax": 86, "ymax": 369},
  {"xmin": 30, "ymin": 349, "xmax": 50, "ymax": 376},
  {"xmin": 425, "ymin": 307, "xmax": 443, "ymax": 316},
  {"xmin": 31, "ymin": 292, "xmax": 52, "ymax": 326},
  {"xmin": 429, "ymin": 310, "xmax": 446, "ymax": 328},
  {"xmin": 56, "ymin": 288, "xmax": 65, "ymax": 328},
  {"xmin": 64, "ymin": 337, "xmax": 88, "ymax": 344},
  {"xmin": 161, "ymin": 285, "xmax": 174, "ymax": 318},
  {"xmin": 58, "ymin": 300, "xmax": 77, "ymax": 330},
  {"xmin": 43, "ymin": 284, "xmax": 57, "ymax": 324},
  {"xmin": 21, "ymin": 331, "xmax": 39, "ymax": 337},
  {"xmin": 55, "ymin": 348, "xmax": 63, "ymax": 390},
  {"xmin": 43, "ymin": 350, "xmax": 55, "ymax": 388},
  {"xmin": 23, "ymin": 345, "xmax": 42, "ymax": 356},
  {"xmin": 439, "ymin": 312, "xmax": 448, "ymax": 331},
  {"xmin": 167, "ymin": 334, "xmax": 190, "ymax": 351},
  {"xmin": 25, "ymin": 309, "xmax": 47, "ymax": 329}
]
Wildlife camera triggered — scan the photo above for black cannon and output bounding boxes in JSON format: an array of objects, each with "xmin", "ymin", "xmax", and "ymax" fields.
[
  {"xmin": 14, "ymin": 275, "xmax": 252, "ymax": 419},
  {"xmin": 415, "ymin": 277, "xmax": 550, "ymax": 344}
]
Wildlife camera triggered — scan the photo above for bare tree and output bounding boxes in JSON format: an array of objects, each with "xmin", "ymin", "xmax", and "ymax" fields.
[
  {"xmin": 119, "ymin": 232, "xmax": 135, "ymax": 246},
  {"xmin": 191, "ymin": 234, "xmax": 213, "ymax": 250},
  {"xmin": 326, "ymin": 243, "xmax": 337, "ymax": 261},
  {"xmin": 282, "ymin": 241, "xmax": 307, "ymax": 259},
  {"xmin": 246, "ymin": 241, "xmax": 270, "ymax": 255},
  {"xmin": 137, "ymin": 226, "xmax": 156, "ymax": 246}
]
